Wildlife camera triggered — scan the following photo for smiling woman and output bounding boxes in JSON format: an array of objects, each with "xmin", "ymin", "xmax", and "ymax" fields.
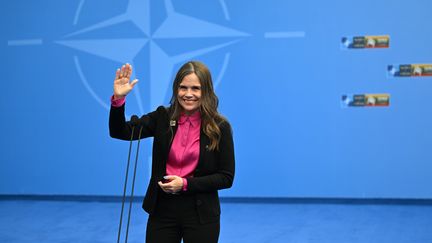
[{"xmin": 109, "ymin": 61, "xmax": 235, "ymax": 243}]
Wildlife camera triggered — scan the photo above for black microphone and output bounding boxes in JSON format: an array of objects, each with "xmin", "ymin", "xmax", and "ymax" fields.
[
  {"xmin": 117, "ymin": 115, "xmax": 143, "ymax": 243},
  {"xmin": 139, "ymin": 115, "xmax": 150, "ymax": 127},
  {"xmin": 130, "ymin": 115, "xmax": 140, "ymax": 127}
]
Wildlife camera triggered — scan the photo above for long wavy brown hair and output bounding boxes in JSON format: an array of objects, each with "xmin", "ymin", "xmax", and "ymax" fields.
[{"xmin": 169, "ymin": 61, "xmax": 226, "ymax": 151}]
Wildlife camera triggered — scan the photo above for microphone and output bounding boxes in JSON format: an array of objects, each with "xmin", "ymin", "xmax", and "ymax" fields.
[
  {"xmin": 139, "ymin": 115, "xmax": 150, "ymax": 127},
  {"xmin": 130, "ymin": 115, "xmax": 140, "ymax": 127},
  {"xmin": 117, "ymin": 114, "xmax": 143, "ymax": 243}
]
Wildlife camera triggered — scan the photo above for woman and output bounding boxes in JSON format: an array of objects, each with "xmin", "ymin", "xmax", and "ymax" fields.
[{"xmin": 109, "ymin": 61, "xmax": 235, "ymax": 243}]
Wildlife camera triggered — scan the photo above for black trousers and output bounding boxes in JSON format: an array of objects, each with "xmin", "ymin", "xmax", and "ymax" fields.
[{"xmin": 146, "ymin": 191, "xmax": 220, "ymax": 243}]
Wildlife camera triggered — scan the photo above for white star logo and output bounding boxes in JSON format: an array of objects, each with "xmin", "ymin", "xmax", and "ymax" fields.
[{"xmin": 55, "ymin": 0, "xmax": 249, "ymax": 113}]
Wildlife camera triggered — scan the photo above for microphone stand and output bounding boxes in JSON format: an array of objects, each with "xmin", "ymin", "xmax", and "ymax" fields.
[{"xmin": 117, "ymin": 115, "xmax": 143, "ymax": 243}]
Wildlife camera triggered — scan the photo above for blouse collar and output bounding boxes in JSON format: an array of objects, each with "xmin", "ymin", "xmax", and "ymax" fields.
[{"xmin": 178, "ymin": 110, "xmax": 201, "ymax": 127}]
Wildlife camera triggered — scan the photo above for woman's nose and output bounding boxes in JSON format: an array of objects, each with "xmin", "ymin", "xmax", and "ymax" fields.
[{"xmin": 185, "ymin": 89, "xmax": 193, "ymax": 97}]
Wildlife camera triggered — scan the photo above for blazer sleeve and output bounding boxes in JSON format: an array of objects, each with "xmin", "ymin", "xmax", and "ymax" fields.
[
  {"xmin": 185, "ymin": 121, "xmax": 235, "ymax": 193},
  {"xmin": 109, "ymin": 104, "xmax": 164, "ymax": 140}
]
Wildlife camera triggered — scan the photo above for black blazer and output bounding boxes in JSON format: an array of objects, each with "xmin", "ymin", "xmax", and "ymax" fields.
[{"xmin": 109, "ymin": 105, "xmax": 235, "ymax": 223}]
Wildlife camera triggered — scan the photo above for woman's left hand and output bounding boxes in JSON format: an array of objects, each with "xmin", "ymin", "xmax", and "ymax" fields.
[{"xmin": 158, "ymin": 175, "xmax": 184, "ymax": 194}]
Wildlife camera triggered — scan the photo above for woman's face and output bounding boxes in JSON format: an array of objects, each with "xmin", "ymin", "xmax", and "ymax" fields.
[{"xmin": 177, "ymin": 73, "xmax": 202, "ymax": 115}]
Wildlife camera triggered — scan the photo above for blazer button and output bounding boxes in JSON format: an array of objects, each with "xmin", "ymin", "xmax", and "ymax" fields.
[{"xmin": 196, "ymin": 199, "xmax": 202, "ymax": 206}]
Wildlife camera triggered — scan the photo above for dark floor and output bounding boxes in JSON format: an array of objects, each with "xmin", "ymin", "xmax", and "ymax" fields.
[{"xmin": 1, "ymin": 199, "xmax": 432, "ymax": 243}]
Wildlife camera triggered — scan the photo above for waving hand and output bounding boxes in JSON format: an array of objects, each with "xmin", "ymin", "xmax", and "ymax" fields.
[{"xmin": 113, "ymin": 63, "xmax": 138, "ymax": 99}]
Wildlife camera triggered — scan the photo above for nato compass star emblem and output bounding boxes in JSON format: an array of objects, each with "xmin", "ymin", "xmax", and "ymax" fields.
[
  {"xmin": 8, "ymin": 0, "xmax": 305, "ymax": 113},
  {"xmin": 54, "ymin": 0, "xmax": 249, "ymax": 113}
]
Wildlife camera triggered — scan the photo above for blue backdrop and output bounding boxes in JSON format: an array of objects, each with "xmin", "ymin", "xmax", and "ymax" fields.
[{"xmin": 2, "ymin": 0, "xmax": 432, "ymax": 198}]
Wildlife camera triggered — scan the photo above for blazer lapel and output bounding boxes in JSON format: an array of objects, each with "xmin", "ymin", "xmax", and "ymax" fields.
[
  {"xmin": 160, "ymin": 121, "xmax": 178, "ymax": 177},
  {"xmin": 197, "ymin": 128, "xmax": 208, "ymax": 171},
  {"xmin": 166, "ymin": 122, "xmax": 178, "ymax": 155}
]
